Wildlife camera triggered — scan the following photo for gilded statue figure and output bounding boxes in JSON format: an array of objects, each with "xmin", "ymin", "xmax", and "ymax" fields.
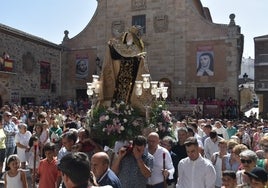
[{"xmin": 99, "ymin": 25, "xmax": 148, "ymax": 110}]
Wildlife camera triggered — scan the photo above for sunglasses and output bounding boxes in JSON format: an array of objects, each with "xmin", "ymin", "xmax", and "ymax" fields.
[{"xmin": 240, "ymin": 159, "xmax": 252, "ymax": 164}]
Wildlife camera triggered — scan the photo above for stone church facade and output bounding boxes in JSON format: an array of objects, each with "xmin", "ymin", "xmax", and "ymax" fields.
[
  {"xmin": 61, "ymin": 0, "xmax": 243, "ymax": 104},
  {"xmin": 0, "ymin": 0, "xmax": 243, "ymax": 108}
]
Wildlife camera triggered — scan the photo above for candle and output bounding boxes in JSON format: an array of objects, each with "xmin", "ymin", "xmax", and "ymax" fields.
[{"xmin": 163, "ymin": 152, "xmax": 166, "ymax": 184}]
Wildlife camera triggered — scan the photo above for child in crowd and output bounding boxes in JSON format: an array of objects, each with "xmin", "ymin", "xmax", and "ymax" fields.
[
  {"xmin": 37, "ymin": 142, "xmax": 61, "ymax": 188},
  {"xmin": 39, "ymin": 120, "xmax": 50, "ymax": 158},
  {"xmin": 27, "ymin": 135, "xmax": 40, "ymax": 185},
  {"xmin": 221, "ymin": 170, "xmax": 237, "ymax": 188},
  {"xmin": 4, "ymin": 154, "xmax": 28, "ymax": 188}
]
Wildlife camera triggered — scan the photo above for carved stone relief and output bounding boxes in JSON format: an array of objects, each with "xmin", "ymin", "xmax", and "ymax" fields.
[
  {"xmin": 131, "ymin": 0, "xmax": 146, "ymax": 10},
  {"xmin": 111, "ymin": 21, "xmax": 125, "ymax": 37},
  {"xmin": 22, "ymin": 52, "xmax": 35, "ymax": 73},
  {"xmin": 154, "ymin": 15, "xmax": 168, "ymax": 33}
]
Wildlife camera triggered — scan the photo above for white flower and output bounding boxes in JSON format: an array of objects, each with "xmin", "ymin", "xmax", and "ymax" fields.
[
  {"xmin": 123, "ymin": 119, "xmax": 127, "ymax": 123},
  {"xmin": 107, "ymin": 107, "xmax": 114, "ymax": 111},
  {"xmin": 105, "ymin": 115, "xmax": 109, "ymax": 120},
  {"xmin": 149, "ymin": 124, "xmax": 155, "ymax": 128},
  {"xmin": 128, "ymin": 110, "xmax": 132, "ymax": 115},
  {"xmin": 120, "ymin": 126, "xmax": 125, "ymax": 131},
  {"xmin": 102, "ymin": 128, "xmax": 106, "ymax": 132},
  {"xmin": 115, "ymin": 103, "xmax": 120, "ymax": 108}
]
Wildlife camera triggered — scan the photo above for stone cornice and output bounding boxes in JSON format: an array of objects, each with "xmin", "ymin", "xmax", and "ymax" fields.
[{"xmin": 0, "ymin": 23, "xmax": 61, "ymax": 50}]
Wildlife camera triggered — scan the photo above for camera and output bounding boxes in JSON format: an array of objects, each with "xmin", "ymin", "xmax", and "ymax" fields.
[{"xmin": 124, "ymin": 145, "xmax": 133, "ymax": 154}]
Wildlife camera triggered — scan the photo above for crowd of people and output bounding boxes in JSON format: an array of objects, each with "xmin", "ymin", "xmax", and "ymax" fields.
[{"xmin": 0, "ymin": 103, "xmax": 268, "ymax": 188}]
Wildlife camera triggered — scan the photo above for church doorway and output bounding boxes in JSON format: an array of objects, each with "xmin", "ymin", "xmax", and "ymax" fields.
[{"xmin": 197, "ymin": 87, "xmax": 215, "ymax": 100}]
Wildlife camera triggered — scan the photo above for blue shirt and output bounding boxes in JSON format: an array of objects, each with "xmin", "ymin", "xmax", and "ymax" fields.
[
  {"xmin": 3, "ymin": 121, "xmax": 18, "ymax": 148},
  {"xmin": 98, "ymin": 168, "xmax": 122, "ymax": 188}
]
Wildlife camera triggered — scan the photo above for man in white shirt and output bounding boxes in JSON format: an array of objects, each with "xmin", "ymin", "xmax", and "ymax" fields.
[
  {"xmin": 176, "ymin": 137, "xmax": 216, "ymax": 188},
  {"xmin": 204, "ymin": 130, "xmax": 223, "ymax": 160},
  {"xmin": 147, "ymin": 132, "xmax": 174, "ymax": 188}
]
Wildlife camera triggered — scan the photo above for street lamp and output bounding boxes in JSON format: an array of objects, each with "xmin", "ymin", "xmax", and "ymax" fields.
[
  {"xmin": 240, "ymin": 73, "xmax": 248, "ymax": 89},
  {"xmin": 243, "ymin": 73, "xmax": 248, "ymax": 83}
]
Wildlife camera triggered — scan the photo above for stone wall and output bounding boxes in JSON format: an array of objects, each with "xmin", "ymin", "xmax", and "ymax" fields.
[
  {"xmin": 0, "ymin": 0, "xmax": 243, "ymax": 106},
  {"xmin": 0, "ymin": 27, "xmax": 61, "ymax": 105},
  {"xmin": 62, "ymin": 0, "xmax": 243, "ymax": 102}
]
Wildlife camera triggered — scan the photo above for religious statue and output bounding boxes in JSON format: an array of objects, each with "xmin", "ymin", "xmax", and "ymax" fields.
[{"xmin": 99, "ymin": 25, "xmax": 149, "ymax": 111}]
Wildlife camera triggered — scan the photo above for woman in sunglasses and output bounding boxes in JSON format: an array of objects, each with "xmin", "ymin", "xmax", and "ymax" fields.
[{"xmin": 236, "ymin": 150, "xmax": 258, "ymax": 187}]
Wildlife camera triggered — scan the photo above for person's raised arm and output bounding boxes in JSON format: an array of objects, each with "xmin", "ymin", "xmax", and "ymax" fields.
[
  {"xmin": 111, "ymin": 147, "xmax": 127, "ymax": 175},
  {"xmin": 133, "ymin": 147, "xmax": 151, "ymax": 178}
]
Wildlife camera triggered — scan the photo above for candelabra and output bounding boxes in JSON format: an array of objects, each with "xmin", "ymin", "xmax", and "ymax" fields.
[
  {"xmin": 135, "ymin": 74, "xmax": 168, "ymax": 100},
  {"xmin": 135, "ymin": 74, "xmax": 168, "ymax": 122}
]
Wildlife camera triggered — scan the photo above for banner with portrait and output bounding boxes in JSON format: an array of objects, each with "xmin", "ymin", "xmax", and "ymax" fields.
[
  {"xmin": 76, "ymin": 57, "xmax": 89, "ymax": 79},
  {"xmin": 40, "ymin": 61, "xmax": 51, "ymax": 89},
  {"xmin": 196, "ymin": 46, "xmax": 214, "ymax": 76}
]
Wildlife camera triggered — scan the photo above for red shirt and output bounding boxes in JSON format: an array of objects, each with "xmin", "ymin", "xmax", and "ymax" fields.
[{"xmin": 38, "ymin": 157, "xmax": 61, "ymax": 188}]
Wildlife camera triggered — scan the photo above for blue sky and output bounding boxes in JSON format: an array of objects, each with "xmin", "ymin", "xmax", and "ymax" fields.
[
  {"xmin": 0, "ymin": 0, "xmax": 267, "ymax": 58},
  {"xmin": 0, "ymin": 0, "xmax": 97, "ymax": 43},
  {"xmin": 202, "ymin": 0, "xmax": 268, "ymax": 58}
]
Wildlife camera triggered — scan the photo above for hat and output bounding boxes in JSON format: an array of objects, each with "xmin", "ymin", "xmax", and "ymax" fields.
[
  {"xmin": 3, "ymin": 111, "xmax": 12, "ymax": 116},
  {"xmin": 245, "ymin": 167, "xmax": 268, "ymax": 182}
]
